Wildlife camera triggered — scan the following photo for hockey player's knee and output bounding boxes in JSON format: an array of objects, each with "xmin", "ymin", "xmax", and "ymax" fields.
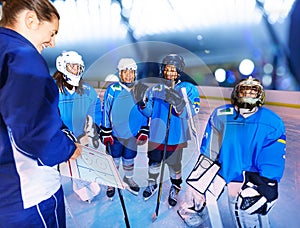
[
  {"xmin": 168, "ymin": 165, "xmax": 181, "ymax": 180},
  {"xmin": 149, "ymin": 162, "xmax": 160, "ymax": 175}
]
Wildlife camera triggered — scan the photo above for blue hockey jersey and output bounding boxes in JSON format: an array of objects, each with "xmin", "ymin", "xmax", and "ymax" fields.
[
  {"xmin": 141, "ymin": 81, "xmax": 200, "ymax": 145},
  {"xmin": 58, "ymin": 82, "xmax": 102, "ymax": 137},
  {"xmin": 200, "ymin": 104, "xmax": 286, "ymax": 183},
  {"xmin": 102, "ymin": 82, "xmax": 148, "ymax": 139},
  {"xmin": 0, "ymin": 27, "xmax": 76, "ymax": 211}
]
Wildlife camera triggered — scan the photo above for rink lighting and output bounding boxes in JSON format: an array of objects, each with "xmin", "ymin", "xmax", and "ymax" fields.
[
  {"xmin": 239, "ymin": 58, "xmax": 255, "ymax": 75},
  {"xmin": 49, "ymin": 0, "xmax": 296, "ymax": 42},
  {"xmin": 263, "ymin": 63, "xmax": 273, "ymax": 74},
  {"xmin": 214, "ymin": 68, "xmax": 226, "ymax": 83},
  {"xmin": 262, "ymin": 74, "xmax": 272, "ymax": 87}
]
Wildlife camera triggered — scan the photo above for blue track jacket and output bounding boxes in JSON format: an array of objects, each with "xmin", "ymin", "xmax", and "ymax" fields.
[{"xmin": 0, "ymin": 27, "xmax": 76, "ymax": 211}]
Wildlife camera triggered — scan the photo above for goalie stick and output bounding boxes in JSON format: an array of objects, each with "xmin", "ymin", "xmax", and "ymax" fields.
[{"xmin": 181, "ymin": 87, "xmax": 224, "ymax": 228}]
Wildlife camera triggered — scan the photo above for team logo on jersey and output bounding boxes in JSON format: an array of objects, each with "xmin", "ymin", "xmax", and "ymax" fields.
[
  {"xmin": 217, "ymin": 107, "xmax": 234, "ymax": 116},
  {"xmin": 111, "ymin": 84, "xmax": 122, "ymax": 91}
]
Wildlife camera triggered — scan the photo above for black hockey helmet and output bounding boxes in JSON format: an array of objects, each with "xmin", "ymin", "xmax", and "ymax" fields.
[
  {"xmin": 231, "ymin": 76, "xmax": 265, "ymax": 110},
  {"xmin": 160, "ymin": 54, "xmax": 185, "ymax": 80}
]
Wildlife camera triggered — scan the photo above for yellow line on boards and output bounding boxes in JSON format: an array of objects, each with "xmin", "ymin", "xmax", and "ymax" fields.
[{"xmin": 201, "ymin": 96, "xmax": 300, "ymax": 109}]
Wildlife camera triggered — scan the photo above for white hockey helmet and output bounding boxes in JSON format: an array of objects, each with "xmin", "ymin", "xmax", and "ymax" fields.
[
  {"xmin": 117, "ymin": 58, "xmax": 137, "ymax": 87},
  {"xmin": 117, "ymin": 58, "xmax": 137, "ymax": 72},
  {"xmin": 56, "ymin": 51, "xmax": 85, "ymax": 86}
]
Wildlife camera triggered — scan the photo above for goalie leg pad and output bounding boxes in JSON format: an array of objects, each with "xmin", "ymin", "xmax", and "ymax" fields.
[{"xmin": 234, "ymin": 199, "xmax": 271, "ymax": 228}]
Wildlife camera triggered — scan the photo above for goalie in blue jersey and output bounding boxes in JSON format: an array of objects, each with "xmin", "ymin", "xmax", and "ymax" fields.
[
  {"xmin": 100, "ymin": 58, "xmax": 150, "ymax": 198},
  {"xmin": 53, "ymin": 51, "xmax": 102, "ymax": 202},
  {"xmin": 179, "ymin": 76, "xmax": 286, "ymax": 227}
]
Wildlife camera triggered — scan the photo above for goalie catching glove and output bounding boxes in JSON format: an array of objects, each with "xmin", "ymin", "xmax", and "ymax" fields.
[
  {"xmin": 237, "ymin": 171, "xmax": 278, "ymax": 215},
  {"xmin": 136, "ymin": 126, "xmax": 149, "ymax": 145},
  {"xmin": 99, "ymin": 126, "xmax": 114, "ymax": 146}
]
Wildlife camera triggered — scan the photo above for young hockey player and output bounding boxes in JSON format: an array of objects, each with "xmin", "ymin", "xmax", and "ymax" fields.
[
  {"xmin": 178, "ymin": 76, "xmax": 286, "ymax": 227},
  {"xmin": 53, "ymin": 51, "xmax": 102, "ymax": 202},
  {"xmin": 100, "ymin": 58, "xmax": 149, "ymax": 198},
  {"xmin": 0, "ymin": 1, "xmax": 81, "ymax": 227},
  {"xmin": 133, "ymin": 54, "xmax": 200, "ymax": 207}
]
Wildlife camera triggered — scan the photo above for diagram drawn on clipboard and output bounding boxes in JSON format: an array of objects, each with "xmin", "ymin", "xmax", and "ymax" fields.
[{"xmin": 60, "ymin": 145, "xmax": 125, "ymax": 189}]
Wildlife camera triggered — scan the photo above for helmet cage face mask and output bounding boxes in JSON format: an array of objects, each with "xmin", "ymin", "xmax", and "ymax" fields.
[
  {"xmin": 56, "ymin": 51, "xmax": 85, "ymax": 87},
  {"xmin": 231, "ymin": 76, "xmax": 265, "ymax": 109},
  {"xmin": 160, "ymin": 54, "xmax": 185, "ymax": 81}
]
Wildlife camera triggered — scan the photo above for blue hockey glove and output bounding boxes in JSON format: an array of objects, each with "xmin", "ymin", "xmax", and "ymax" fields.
[
  {"xmin": 237, "ymin": 171, "xmax": 278, "ymax": 215},
  {"xmin": 99, "ymin": 126, "xmax": 114, "ymax": 146},
  {"xmin": 136, "ymin": 126, "xmax": 149, "ymax": 145}
]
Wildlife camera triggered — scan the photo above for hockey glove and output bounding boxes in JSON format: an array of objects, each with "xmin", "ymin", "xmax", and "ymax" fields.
[
  {"xmin": 133, "ymin": 82, "xmax": 148, "ymax": 107},
  {"xmin": 99, "ymin": 126, "xmax": 114, "ymax": 146},
  {"xmin": 237, "ymin": 171, "xmax": 278, "ymax": 215},
  {"xmin": 150, "ymin": 84, "xmax": 167, "ymax": 100},
  {"xmin": 84, "ymin": 115, "xmax": 100, "ymax": 149},
  {"xmin": 136, "ymin": 126, "xmax": 149, "ymax": 145},
  {"xmin": 165, "ymin": 88, "xmax": 185, "ymax": 114}
]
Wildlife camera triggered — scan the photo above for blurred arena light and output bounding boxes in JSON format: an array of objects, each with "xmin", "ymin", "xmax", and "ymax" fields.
[
  {"xmin": 214, "ymin": 68, "xmax": 226, "ymax": 83},
  {"xmin": 239, "ymin": 58, "xmax": 255, "ymax": 75}
]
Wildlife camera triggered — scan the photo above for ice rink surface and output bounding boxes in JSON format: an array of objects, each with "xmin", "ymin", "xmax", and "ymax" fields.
[{"xmin": 63, "ymin": 90, "xmax": 300, "ymax": 228}]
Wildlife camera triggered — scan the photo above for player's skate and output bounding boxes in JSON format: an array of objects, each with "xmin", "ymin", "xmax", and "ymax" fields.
[
  {"xmin": 106, "ymin": 186, "xmax": 115, "ymax": 200},
  {"xmin": 123, "ymin": 176, "xmax": 140, "ymax": 196},
  {"xmin": 143, "ymin": 181, "xmax": 158, "ymax": 201},
  {"xmin": 168, "ymin": 184, "xmax": 181, "ymax": 207}
]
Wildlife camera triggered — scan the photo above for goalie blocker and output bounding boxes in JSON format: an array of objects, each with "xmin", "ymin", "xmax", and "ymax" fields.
[
  {"xmin": 186, "ymin": 154, "xmax": 225, "ymax": 199},
  {"xmin": 178, "ymin": 154, "xmax": 226, "ymax": 227}
]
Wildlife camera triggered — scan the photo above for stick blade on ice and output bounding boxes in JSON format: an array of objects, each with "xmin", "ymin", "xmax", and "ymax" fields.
[{"xmin": 152, "ymin": 212, "xmax": 158, "ymax": 222}]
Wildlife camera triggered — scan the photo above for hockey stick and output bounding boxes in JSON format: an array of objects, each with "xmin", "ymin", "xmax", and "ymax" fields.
[
  {"xmin": 181, "ymin": 87, "xmax": 199, "ymax": 150},
  {"xmin": 107, "ymin": 143, "xmax": 130, "ymax": 228},
  {"xmin": 181, "ymin": 88, "xmax": 224, "ymax": 228},
  {"xmin": 152, "ymin": 80, "xmax": 175, "ymax": 222}
]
